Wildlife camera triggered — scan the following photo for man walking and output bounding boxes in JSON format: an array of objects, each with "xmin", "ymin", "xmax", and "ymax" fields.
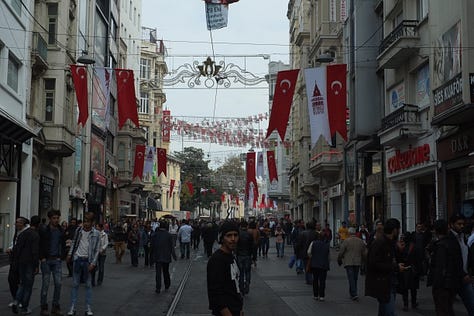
[
  {"xmin": 236, "ymin": 221, "xmax": 253, "ymax": 295},
  {"xmin": 366, "ymin": 218, "xmax": 409, "ymax": 316},
  {"xmin": 39, "ymin": 210, "xmax": 66, "ymax": 316},
  {"xmin": 112, "ymin": 222, "xmax": 127, "ymax": 264},
  {"xmin": 66, "ymin": 212, "xmax": 101, "ymax": 316},
  {"xmin": 11, "ymin": 216, "xmax": 40, "ymax": 315},
  {"xmin": 151, "ymin": 220, "xmax": 177, "ymax": 293},
  {"xmin": 337, "ymin": 227, "xmax": 367, "ymax": 301},
  {"xmin": 91, "ymin": 223, "xmax": 108, "ymax": 287},
  {"xmin": 178, "ymin": 220, "xmax": 193, "ymax": 259},
  {"xmin": 207, "ymin": 221, "xmax": 243, "ymax": 316}
]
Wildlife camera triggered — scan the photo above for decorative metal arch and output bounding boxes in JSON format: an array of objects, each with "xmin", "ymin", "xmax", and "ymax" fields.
[{"xmin": 163, "ymin": 56, "xmax": 268, "ymax": 89}]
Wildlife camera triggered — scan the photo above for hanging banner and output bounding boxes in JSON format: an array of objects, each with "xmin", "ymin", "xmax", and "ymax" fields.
[
  {"xmin": 132, "ymin": 145, "xmax": 146, "ymax": 180},
  {"xmin": 92, "ymin": 67, "xmax": 112, "ymax": 130},
  {"xmin": 305, "ymin": 64, "xmax": 347, "ymax": 147},
  {"xmin": 205, "ymin": 3, "xmax": 228, "ymax": 30},
  {"xmin": 186, "ymin": 181, "xmax": 194, "ymax": 196},
  {"xmin": 266, "ymin": 69, "xmax": 300, "ymax": 140},
  {"xmin": 267, "ymin": 150, "xmax": 278, "ymax": 183},
  {"xmin": 115, "ymin": 69, "xmax": 139, "ymax": 129},
  {"xmin": 169, "ymin": 179, "xmax": 175, "ymax": 198},
  {"xmin": 162, "ymin": 110, "xmax": 171, "ymax": 142},
  {"xmin": 70, "ymin": 65, "xmax": 89, "ymax": 126},
  {"xmin": 246, "ymin": 151, "xmax": 257, "ymax": 199},
  {"xmin": 256, "ymin": 152, "xmax": 264, "ymax": 179},
  {"xmin": 143, "ymin": 146, "xmax": 155, "ymax": 176},
  {"xmin": 157, "ymin": 147, "xmax": 167, "ymax": 177}
]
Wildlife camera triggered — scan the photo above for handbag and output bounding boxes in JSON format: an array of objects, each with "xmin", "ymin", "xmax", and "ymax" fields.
[
  {"xmin": 305, "ymin": 258, "xmax": 312, "ymax": 273},
  {"xmin": 288, "ymin": 255, "xmax": 296, "ymax": 268}
]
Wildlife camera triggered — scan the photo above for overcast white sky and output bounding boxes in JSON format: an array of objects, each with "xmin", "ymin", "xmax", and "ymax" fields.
[{"xmin": 141, "ymin": 0, "xmax": 290, "ymax": 167}]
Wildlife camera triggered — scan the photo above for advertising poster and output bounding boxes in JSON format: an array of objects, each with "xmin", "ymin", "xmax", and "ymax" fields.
[
  {"xmin": 91, "ymin": 134, "xmax": 105, "ymax": 174},
  {"xmin": 416, "ymin": 64, "xmax": 430, "ymax": 108},
  {"xmin": 390, "ymin": 81, "xmax": 405, "ymax": 111},
  {"xmin": 433, "ymin": 21, "xmax": 462, "ymax": 89}
]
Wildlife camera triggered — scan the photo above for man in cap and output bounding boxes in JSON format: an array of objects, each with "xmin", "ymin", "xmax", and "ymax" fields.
[{"xmin": 207, "ymin": 221, "xmax": 243, "ymax": 316}]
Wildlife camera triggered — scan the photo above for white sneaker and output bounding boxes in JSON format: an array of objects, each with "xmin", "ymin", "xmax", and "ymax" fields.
[
  {"xmin": 67, "ymin": 305, "xmax": 75, "ymax": 316},
  {"xmin": 319, "ymin": 297, "xmax": 325, "ymax": 301},
  {"xmin": 86, "ymin": 305, "xmax": 93, "ymax": 316},
  {"xmin": 8, "ymin": 301, "xmax": 16, "ymax": 308}
]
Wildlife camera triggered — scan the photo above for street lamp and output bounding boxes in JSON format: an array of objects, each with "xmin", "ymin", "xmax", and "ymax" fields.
[
  {"xmin": 316, "ymin": 51, "xmax": 334, "ymax": 63},
  {"xmin": 77, "ymin": 50, "xmax": 96, "ymax": 65}
]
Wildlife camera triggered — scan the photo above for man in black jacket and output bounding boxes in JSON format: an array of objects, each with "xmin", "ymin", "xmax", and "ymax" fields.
[
  {"xmin": 207, "ymin": 221, "xmax": 243, "ymax": 316},
  {"xmin": 236, "ymin": 221, "xmax": 253, "ymax": 295},
  {"xmin": 39, "ymin": 209, "xmax": 66, "ymax": 316},
  {"xmin": 151, "ymin": 220, "xmax": 176, "ymax": 293},
  {"xmin": 12, "ymin": 215, "xmax": 40, "ymax": 314},
  {"xmin": 296, "ymin": 221, "xmax": 316, "ymax": 284},
  {"xmin": 365, "ymin": 218, "xmax": 409, "ymax": 316}
]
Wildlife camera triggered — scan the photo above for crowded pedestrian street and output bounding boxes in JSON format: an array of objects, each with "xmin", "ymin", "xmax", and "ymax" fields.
[{"xmin": 0, "ymin": 237, "xmax": 468, "ymax": 316}]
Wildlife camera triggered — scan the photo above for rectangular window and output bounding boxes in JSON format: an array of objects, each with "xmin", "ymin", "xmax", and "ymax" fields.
[
  {"xmin": 7, "ymin": 54, "xmax": 20, "ymax": 92},
  {"xmin": 139, "ymin": 92, "xmax": 149, "ymax": 114},
  {"xmin": 118, "ymin": 143, "xmax": 125, "ymax": 169},
  {"xmin": 47, "ymin": 3, "xmax": 58, "ymax": 45},
  {"xmin": 109, "ymin": 95, "xmax": 116, "ymax": 116},
  {"xmin": 140, "ymin": 58, "xmax": 151, "ymax": 79},
  {"xmin": 417, "ymin": 0, "xmax": 428, "ymax": 21},
  {"xmin": 106, "ymin": 132, "xmax": 114, "ymax": 153},
  {"xmin": 44, "ymin": 79, "xmax": 56, "ymax": 122},
  {"xmin": 11, "ymin": 0, "xmax": 22, "ymax": 16}
]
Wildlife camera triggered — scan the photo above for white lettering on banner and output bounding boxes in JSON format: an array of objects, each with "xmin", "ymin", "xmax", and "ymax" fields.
[
  {"xmin": 433, "ymin": 75, "xmax": 463, "ymax": 107},
  {"xmin": 205, "ymin": 3, "xmax": 228, "ymax": 30}
]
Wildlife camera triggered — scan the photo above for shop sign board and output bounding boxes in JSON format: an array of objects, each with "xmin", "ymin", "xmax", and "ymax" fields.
[
  {"xmin": 387, "ymin": 144, "xmax": 430, "ymax": 174},
  {"xmin": 433, "ymin": 73, "xmax": 463, "ymax": 115},
  {"xmin": 437, "ymin": 126, "xmax": 474, "ymax": 162},
  {"xmin": 329, "ymin": 184, "xmax": 342, "ymax": 198}
]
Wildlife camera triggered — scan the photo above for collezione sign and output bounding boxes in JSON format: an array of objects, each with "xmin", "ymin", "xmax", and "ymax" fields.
[{"xmin": 387, "ymin": 144, "xmax": 430, "ymax": 174}]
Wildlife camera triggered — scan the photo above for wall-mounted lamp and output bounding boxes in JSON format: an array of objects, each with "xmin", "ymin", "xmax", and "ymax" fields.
[
  {"xmin": 316, "ymin": 51, "xmax": 334, "ymax": 63},
  {"xmin": 77, "ymin": 50, "xmax": 96, "ymax": 65}
]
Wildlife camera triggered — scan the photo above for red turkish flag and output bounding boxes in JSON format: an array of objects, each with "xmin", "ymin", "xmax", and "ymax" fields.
[
  {"xmin": 70, "ymin": 65, "xmax": 89, "ymax": 126},
  {"xmin": 115, "ymin": 69, "xmax": 139, "ymax": 129},
  {"xmin": 162, "ymin": 110, "xmax": 171, "ymax": 142},
  {"xmin": 235, "ymin": 195, "xmax": 240, "ymax": 206},
  {"xmin": 267, "ymin": 150, "xmax": 278, "ymax": 183},
  {"xmin": 326, "ymin": 64, "xmax": 347, "ymax": 142},
  {"xmin": 266, "ymin": 69, "xmax": 300, "ymax": 140},
  {"xmin": 132, "ymin": 145, "xmax": 146, "ymax": 180},
  {"xmin": 169, "ymin": 179, "xmax": 175, "ymax": 198},
  {"xmin": 157, "ymin": 147, "xmax": 167, "ymax": 177},
  {"xmin": 246, "ymin": 152, "xmax": 257, "ymax": 199},
  {"xmin": 186, "ymin": 181, "xmax": 194, "ymax": 196}
]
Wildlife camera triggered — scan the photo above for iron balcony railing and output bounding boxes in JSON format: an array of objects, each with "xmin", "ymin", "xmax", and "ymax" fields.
[
  {"xmin": 379, "ymin": 20, "xmax": 419, "ymax": 55},
  {"xmin": 310, "ymin": 151, "xmax": 343, "ymax": 164},
  {"xmin": 381, "ymin": 104, "xmax": 419, "ymax": 131}
]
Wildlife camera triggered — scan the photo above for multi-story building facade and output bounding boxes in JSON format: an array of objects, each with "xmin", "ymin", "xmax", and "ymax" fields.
[
  {"xmin": 0, "ymin": 1, "xmax": 37, "ymax": 252},
  {"xmin": 266, "ymin": 61, "xmax": 291, "ymax": 216},
  {"xmin": 159, "ymin": 155, "xmax": 182, "ymax": 214}
]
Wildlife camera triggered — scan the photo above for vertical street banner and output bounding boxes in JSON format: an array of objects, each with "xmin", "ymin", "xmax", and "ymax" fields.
[
  {"xmin": 157, "ymin": 147, "xmax": 167, "ymax": 177},
  {"xmin": 143, "ymin": 146, "xmax": 155, "ymax": 177},
  {"xmin": 246, "ymin": 151, "xmax": 257, "ymax": 199},
  {"xmin": 169, "ymin": 179, "xmax": 175, "ymax": 198},
  {"xmin": 256, "ymin": 152, "xmax": 264, "ymax": 179},
  {"xmin": 132, "ymin": 144, "xmax": 146, "ymax": 180},
  {"xmin": 186, "ymin": 181, "xmax": 194, "ymax": 196},
  {"xmin": 162, "ymin": 110, "xmax": 171, "ymax": 142},
  {"xmin": 266, "ymin": 69, "xmax": 300, "ymax": 140},
  {"xmin": 92, "ymin": 67, "xmax": 112, "ymax": 130},
  {"xmin": 304, "ymin": 65, "xmax": 347, "ymax": 147},
  {"xmin": 116, "ymin": 69, "xmax": 139, "ymax": 129},
  {"xmin": 205, "ymin": 3, "xmax": 229, "ymax": 30},
  {"xmin": 267, "ymin": 150, "xmax": 278, "ymax": 183},
  {"xmin": 70, "ymin": 65, "xmax": 89, "ymax": 126}
]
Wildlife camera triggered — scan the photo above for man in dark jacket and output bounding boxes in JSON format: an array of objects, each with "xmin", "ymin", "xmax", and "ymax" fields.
[
  {"xmin": 236, "ymin": 221, "xmax": 254, "ymax": 295},
  {"xmin": 151, "ymin": 220, "xmax": 176, "ymax": 293},
  {"xmin": 207, "ymin": 221, "xmax": 243, "ymax": 316},
  {"xmin": 39, "ymin": 209, "xmax": 66, "ymax": 316},
  {"xmin": 365, "ymin": 218, "xmax": 409, "ymax": 316},
  {"xmin": 296, "ymin": 221, "xmax": 316, "ymax": 284},
  {"xmin": 202, "ymin": 222, "xmax": 217, "ymax": 258},
  {"xmin": 12, "ymin": 215, "xmax": 40, "ymax": 314}
]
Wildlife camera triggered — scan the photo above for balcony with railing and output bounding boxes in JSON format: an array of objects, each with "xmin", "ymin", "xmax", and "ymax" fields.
[
  {"xmin": 31, "ymin": 32, "xmax": 48, "ymax": 77},
  {"xmin": 377, "ymin": 20, "xmax": 419, "ymax": 69},
  {"xmin": 309, "ymin": 151, "xmax": 343, "ymax": 177},
  {"xmin": 378, "ymin": 104, "xmax": 424, "ymax": 146}
]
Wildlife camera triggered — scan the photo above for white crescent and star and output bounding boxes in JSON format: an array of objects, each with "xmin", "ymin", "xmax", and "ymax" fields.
[
  {"xmin": 280, "ymin": 79, "xmax": 291, "ymax": 94},
  {"xmin": 330, "ymin": 81, "xmax": 343, "ymax": 95}
]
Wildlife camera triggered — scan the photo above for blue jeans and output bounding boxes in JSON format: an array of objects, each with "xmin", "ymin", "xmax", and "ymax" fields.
[
  {"xmin": 276, "ymin": 242, "xmax": 284, "ymax": 257},
  {"xmin": 70, "ymin": 258, "xmax": 92, "ymax": 307},
  {"xmin": 345, "ymin": 265, "xmax": 360, "ymax": 297},
  {"xmin": 16, "ymin": 263, "xmax": 35, "ymax": 308},
  {"xmin": 377, "ymin": 287, "xmax": 397, "ymax": 316},
  {"xmin": 180, "ymin": 242, "xmax": 190, "ymax": 259},
  {"xmin": 237, "ymin": 255, "xmax": 251, "ymax": 293},
  {"xmin": 458, "ymin": 282, "xmax": 474, "ymax": 316},
  {"xmin": 40, "ymin": 259, "xmax": 62, "ymax": 307},
  {"xmin": 91, "ymin": 255, "xmax": 106, "ymax": 285}
]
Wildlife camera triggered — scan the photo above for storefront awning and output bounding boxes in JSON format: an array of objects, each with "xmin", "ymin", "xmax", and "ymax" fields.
[
  {"xmin": 0, "ymin": 108, "xmax": 38, "ymax": 144},
  {"xmin": 432, "ymin": 103, "xmax": 474, "ymax": 126},
  {"xmin": 147, "ymin": 197, "xmax": 163, "ymax": 211},
  {"xmin": 155, "ymin": 211, "xmax": 174, "ymax": 219}
]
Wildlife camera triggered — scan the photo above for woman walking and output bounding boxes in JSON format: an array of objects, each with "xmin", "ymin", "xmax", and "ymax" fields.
[{"xmin": 307, "ymin": 232, "xmax": 330, "ymax": 301}]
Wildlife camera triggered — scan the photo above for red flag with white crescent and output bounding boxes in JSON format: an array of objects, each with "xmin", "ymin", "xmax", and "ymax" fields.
[
  {"xmin": 169, "ymin": 179, "xmax": 175, "ymax": 198},
  {"xmin": 267, "ymin": 150, "xmax": 278, "ymax": 183},
  {"xmin": 266, "ymin": 69, "xmax": 300, "ymax": 140},
  {"xmin": 70, "ymin": 65, "xmax": 89, "ymax": 126},
  {"xmin": 157, "ymin": 147, "xmax": 167, "ymax": 177},
  {"xmin": 246, "ymin": 152, "xmax": 257, "ymax": 199},
  {"xmin": 132, "ymin": 144, "xmax": 146, "ymax": 180},
  {"xmin": 162, "ymin": 110, "xmax": 171, "ymax": 142},
  {"xmin": 115, "ymin": 69, "xmax": 139, "ymax": 129},
  {"xmin": 186, "ymin": 181, "xmax": 194, "ymax": 196}
]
